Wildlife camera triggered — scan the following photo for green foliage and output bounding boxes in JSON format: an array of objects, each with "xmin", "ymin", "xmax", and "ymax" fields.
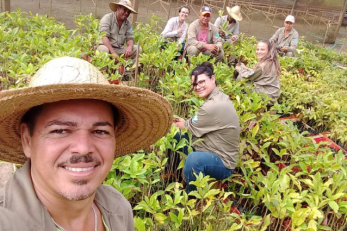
[{"xmin": 2, "ymin": 11, "xmax": 347, "ymax": 231}]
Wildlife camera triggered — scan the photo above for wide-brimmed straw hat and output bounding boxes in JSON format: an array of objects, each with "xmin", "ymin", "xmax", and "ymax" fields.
[
  {"xmin": 110, "ymin": 0, "xmax": 137, "ymax": 14},
  {"xmin": 227, "ymin": 6, "xmax": 242, "ymax": 21},
  {"xmin": 0, "ymin": 57, "xmax": 172, "ymax": 164}
]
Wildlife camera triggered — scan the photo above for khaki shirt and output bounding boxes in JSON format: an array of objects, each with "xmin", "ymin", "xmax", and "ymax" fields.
[
  {"xmin": 184, "ymin": 87, "xmax": 240, "ymax": 169},
  {"xmin": 0, "ymin": 161, "xmax": 134, "ymax": 231},
  {"xmin": 270, "ymin": 27, "xmax": 299, "ymax": 54},
  {"xmin": 187, "ymin": 19, "xmax": 223, "ymax": 50},
  {"xmin": 214, "ymin": 15, "xmax": 239, "ymax": 40},
  {"xmin": 237, "ymin": 62, "xmax": 280, "ymax": 104},
  {"xmin": 99, "ymin": 12, "xmax": 134, "ymax": 48}
]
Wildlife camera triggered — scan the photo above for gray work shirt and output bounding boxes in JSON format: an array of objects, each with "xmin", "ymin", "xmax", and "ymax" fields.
[
  {"xmin": 184, "ymin": 87, "xmax": 240, "ymax": 170},
  {"xmin": 237, "ymin": 62, "xmax": 280, "ymax": 104},
  {"xmin": 270, "ymin": 27, "xmax": 299, "ymax": 54},
  {"xmin": 214, "ymin": 15, "xmax": 239, "ymax": 40},
  {"xmin": 99, "ymin": 12, "xmax": 134, "ymax": 48}
]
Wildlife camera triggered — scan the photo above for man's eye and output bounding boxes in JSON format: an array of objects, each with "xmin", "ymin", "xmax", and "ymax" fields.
[
  {"xmin": 51, "ymin": 129, "xmax": 67, "ymax": 134},
  {"xmin": 93, "ymin": 130, "xmax": 110, "ymax": 135}
]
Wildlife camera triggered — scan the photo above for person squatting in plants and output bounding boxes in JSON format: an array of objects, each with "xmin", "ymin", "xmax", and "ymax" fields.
[
  {"xmin": 0, "ymin": 57, "xmax": 172, "ymax": 231},
  {"xmin": 186, "ymin": 6, "xmax": 225, "ymax": 63},
  {"xmin": 235, "ymin": 40, "xmax": 281, "ymax": 106},
  {"xmin": 269, "ymin": 15, "xmax": 299, "ymax": 57},
  {"xmin": 161, "ymin": 5, "xmax": 190, "ymax": 56},
  {"xmin": 214, "ymin": 5, "xmax": 243, "ymax": 45},
  {"xmin": 97, "ymin": 0, "xmax": 141, "ymax": 63},
  {"xmin": 172, "ymin": 62, "xmax": 240, "ymax": 193}
]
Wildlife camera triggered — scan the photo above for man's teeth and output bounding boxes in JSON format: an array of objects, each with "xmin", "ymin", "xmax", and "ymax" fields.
[{"xmin": 64, "ymin": 166, "xmax": 94, "ymax": 172}]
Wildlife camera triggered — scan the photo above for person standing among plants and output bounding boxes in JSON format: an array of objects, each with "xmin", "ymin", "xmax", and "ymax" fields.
[
  {"xmin": 186, "ymin": 6, "xmax": 225, "ymax": 63},
  {"xmin": 0, "ymin": 57, "xmax": 172, "ymax": 230},
  {"xmin": 161, "ymin": 6, "xmax": 190, "ymax": 55},
  {"xmin": 214, "ymin": 5, "xmax": 242, "ymax": 45},
  {"xmin": 235, "ymin": 40, "xmax": 281, "ymax": 106},
  {"xmin": 173, "ymin": 62, "xmax": 240, "ymax": 193},
  {"xmin": 97, "ymin": 0, "xmax": 141, "ymax": 62},
  {"xmin": 269, "ymin": 15, "xmax": 299, "ymax": 57}
]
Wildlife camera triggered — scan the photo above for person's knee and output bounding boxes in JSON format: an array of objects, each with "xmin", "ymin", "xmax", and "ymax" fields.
[
  {"xmin": 187, "ymin": 46, "xmax": 199, "ymax": 56},
  {"xmin": 286, "ymin": 52, "xmax": 294, "ymax": 57},
  {"xmin": 97, "ymin": 45, "xmax": 109, "ymax": 54},
  {"xmin": 215, "ymin": 49, "xmax": 225, "ymax": 62}
]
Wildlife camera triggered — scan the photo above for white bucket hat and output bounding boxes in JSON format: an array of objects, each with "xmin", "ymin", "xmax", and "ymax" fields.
[{"xmin": 227, "ymin": 6, "xmax": 243, "ymax": 21}]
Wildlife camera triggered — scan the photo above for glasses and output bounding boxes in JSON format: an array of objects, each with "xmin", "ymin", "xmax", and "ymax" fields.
[
  {"xmin": 180, "ymin": 11, "xmax": 189, "ymax": 15},
  {"xmin": 192, "ymin": 79, "xmax": 206, "ymax": 88}
]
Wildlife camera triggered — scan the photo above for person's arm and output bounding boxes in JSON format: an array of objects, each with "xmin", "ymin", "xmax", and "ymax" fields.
[
  {"xmin": 184, "ymin": 107, "xmax": 218, "ymax": 138},
  {"xmin": 236, "ymin": 66, "xmax": 263, "ymax": 82},
  {"xmin": 187, "ymin": 21, "xmax": 205, "ymax": 50},
  {"xmin": 269, "ymin": 28, "xmax": 280, "ymax": 44},
  {"xmin": 124, "ymin": 23, "xmax": 134, "ymax": 58},
  {"xmin": 231, "ymin": 22, "xmax": 239, "ymax": 41},
  {"xmin": 99, "ymin": 14, "xmax": 118, "ymax": 58},
  {"xmin": 212, "ymin": 25, "xmax": 223, "ymax": 50},
  {"xmin": 178, "ymin": 22, "xmax": 188, "ymax": 45},
  {"xmin": 161, "ymin": 18, "xmax": 179, "ymax": 38},
  {"xmin": 214, "ymin": 17, "xmax": 222, "ymax": 28},
  {"xmin": 287, "ymin": 31, "xmax": 299, "ymax": 53}
]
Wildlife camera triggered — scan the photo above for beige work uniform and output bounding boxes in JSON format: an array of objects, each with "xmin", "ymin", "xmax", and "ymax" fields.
[
  {"xmin": 270, "ymin": 27, "xmax": 299, "ymax": 57},
  {"xmin": 237, "ymin": 62, "xmax": 280, "ymax": 105},
  {"xmin": 214, "ymin": 15, "xmax": 240, "ymax": 44},
  {"xmin": 97, "ymin": 12, "xmax": 140, "ymax": 59},
  {"xmin": 0, "ymin": 161, "xmax": 135, "ymax": 231},
  {"xmin": 184, "ymin": 87, "xmax": 240, "ymax": 169},
  {"xmin": 186, "ymin": 19, "xmax": 225, "ymax": 63}
]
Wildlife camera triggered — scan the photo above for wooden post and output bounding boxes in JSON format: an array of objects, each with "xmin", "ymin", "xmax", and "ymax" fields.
[
  {"xmin": 331, "ymin": 0, "xmax": 347, "ymax": 43},
  {"xmin": 134, "ymin": 41, "xmax": 140, "ymax": 87},
  {"xmin": 4, "ymin": 0, "xmax": 11, "ymax": 12},
  {"xmin": 132, "ymin": 0, "xmax": 139, "ymax": 27},
  {"xmin": 49, "ymin": 0, "xmax": 52, "ymax": 17},
  {"xmin": 94, "ymin": 0, "xmax": 98, "ymax": 18},
  {"xmin": 290, "ymin": 0, "xmax": 298, "ymax": 15},
  {"xmin": 222, "ymin": 0, "xmax": 229, "ymax": 14}
]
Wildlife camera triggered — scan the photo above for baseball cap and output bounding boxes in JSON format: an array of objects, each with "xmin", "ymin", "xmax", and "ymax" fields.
[
  {"xmin": 200, "ymin": 6, "xmax": 212, "ymax": 16},
  {"xmin": 285, "ymin": 15, "xmax": 295, "ymax": 23}
]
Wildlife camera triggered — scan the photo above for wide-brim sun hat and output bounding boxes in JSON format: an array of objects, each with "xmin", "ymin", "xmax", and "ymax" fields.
[
  {"xmin": 227, "ymin": 6, "xmax": 242, "ymax": 21},
  {"xmin": 109, "ymin": 0, "xmax": 138, "ymax": 14},
  {"xmin": 0, "ymin": 57, "xmax": 172, "ymax": 164}
]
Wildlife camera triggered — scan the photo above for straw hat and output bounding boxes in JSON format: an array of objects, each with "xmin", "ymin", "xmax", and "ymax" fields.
[
  {"xmin": 227, "ymin": 6, "xmax": 242, "ymax": 21},
  {"xmin": 0, "ymin": 57, "xmax": 172, "ymax": 164},
  {"xmin": 109, "ymin": 0, "xmax": 137, "ymax": 14}
]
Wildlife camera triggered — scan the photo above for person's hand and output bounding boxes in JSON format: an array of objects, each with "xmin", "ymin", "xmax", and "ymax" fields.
[
  {"xmin": 177, "ymin": 27, "xmax": 183, "ymax": 35},
  {"xmin": 280, "ymin": 46, "xmax": 288, "ymax": 52},
  {"xmin": 124, "ymin": 46, "xmax": 133, "ymax": 58},
  {"xmin": 111, "ymin": 52, "xmax": 119, "ymax": 63},
  {"xmin": 174, "ymin": 117, "xmax": 185, "ymax": 129},
  {"xmin": 219, "ymin": 29, "xmax": 225, "ymax": 37},
  {"xmin": 205, "ymin": 44, "xmax": 219, "ymax": 54},
  {"xmin": 235, "ymin": 65, "xmax": 241, "ymax": 73},
  {"xmin": 231, "ymin": 37, "xmax": 238, "ymax": 44}
]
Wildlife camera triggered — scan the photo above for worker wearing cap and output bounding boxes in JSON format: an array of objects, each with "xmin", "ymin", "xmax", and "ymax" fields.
[
  {"xmin": 97, "ymin": 0, "xmax": 141, "ymax": 62},
  {"xmin": 270, "ymin": 15, "xmax": 299, "ymax": 57},
  {"xmin": 214, "ymin": 5, "xmax": 243, "ymax": 45},
  {"xmin": 186, "ymin": 6, "xmax": 225, "ymax": 63}
]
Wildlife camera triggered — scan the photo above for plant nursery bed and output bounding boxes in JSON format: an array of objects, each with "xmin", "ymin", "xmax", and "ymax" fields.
[{"xmin": 311, "ymin": 133, "xmax": 347, "ymax": 154}]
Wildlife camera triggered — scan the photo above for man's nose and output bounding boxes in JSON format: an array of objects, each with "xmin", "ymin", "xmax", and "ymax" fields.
[{"xmin": 69, "ymin": 131, "xmax": 96, "ymax": 155}]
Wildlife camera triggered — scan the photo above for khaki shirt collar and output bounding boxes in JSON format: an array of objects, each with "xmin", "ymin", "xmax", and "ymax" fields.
[{"xmin": 206, "ymin": 86, "xmax": 220, "ymax": 101}]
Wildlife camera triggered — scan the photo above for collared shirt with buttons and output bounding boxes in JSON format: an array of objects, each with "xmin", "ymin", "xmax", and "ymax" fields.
[
  {"xmin": 161, "ymin": 16, "xmax": 188, "ymax": 45},
  {"xmin": 214, "ymin": 15, "xmax": 240, "ymax": 41},
  {"xmin": 270, "ymin": 27, "xmax": 299, "ymax": 54},
  {"xmin": 99, "ymin": 12, "xmax": 134, "ymax": 49}
]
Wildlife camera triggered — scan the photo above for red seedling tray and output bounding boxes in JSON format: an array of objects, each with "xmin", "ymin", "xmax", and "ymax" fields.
[{"xmin": 312, "ymin": 134, "xmax": 347, "ymax": 153}]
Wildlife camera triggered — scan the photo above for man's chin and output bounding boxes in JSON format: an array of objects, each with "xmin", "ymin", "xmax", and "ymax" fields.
[{"xmin": 58, "ymin": 185, "xmax": 96, "ymax": 201}]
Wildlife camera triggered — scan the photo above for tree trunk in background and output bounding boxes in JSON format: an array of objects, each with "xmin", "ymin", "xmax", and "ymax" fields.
[{"xmin": 4, "ymin": 0, "xmax": 11, "ymax": 11}]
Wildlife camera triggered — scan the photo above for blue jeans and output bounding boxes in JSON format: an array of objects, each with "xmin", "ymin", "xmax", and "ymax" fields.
[
  {"xmin": 184, "ymin": 152, "xmax": 234, "ymax": 193},
  {"xmin": 168, "ymin": 133, "xmax": 234, "ymax": 193}
]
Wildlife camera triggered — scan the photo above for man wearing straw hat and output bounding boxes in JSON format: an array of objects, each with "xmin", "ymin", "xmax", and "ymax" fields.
[
  {"xmin": 214, "ymin": 6, "xmax": 243, "ymax": 45},
  {"xmin": 97, "ymin": 0, "xmax": 141, "ymax": 62},
  {"xmin": 270, "ymin": 15, "xmax": 299, "ymax": 57},
  {"xmin": 186, "ymin": 6, "xmax": 225, "ymax": 63},
  {"xmin": 0, "ymin": 57, "xmax": 172, "ymax": 230}
]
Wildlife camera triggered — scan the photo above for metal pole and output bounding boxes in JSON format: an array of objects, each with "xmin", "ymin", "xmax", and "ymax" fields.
[
  {"xmin": 132, "ymin": 0, "xmax": 139, "ymax": 27},
  {"xmin": 332, "ymin": 0, "xmax": 347, "ymax": 43},
  {"xmin": 4, "ymin": 0, "xmax": 10, "ymax": 12}
]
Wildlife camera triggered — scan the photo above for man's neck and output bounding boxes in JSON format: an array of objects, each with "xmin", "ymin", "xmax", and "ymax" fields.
[
  {"xmin": 32, "ymin": 177, "xmax": 100, "ymax": 231},
  {"xmin": 199, "ymin": 21, "xmax": 208, "ymax": 29}
]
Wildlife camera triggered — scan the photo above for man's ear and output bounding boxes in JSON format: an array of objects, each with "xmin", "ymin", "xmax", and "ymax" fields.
[
  {"xmin": 20, "ymin": 123, "xmax": 32, "ymax": 158},
  {"xmin": 211, "ymin": 75, "xmax": 216, "ymax": 84}
]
